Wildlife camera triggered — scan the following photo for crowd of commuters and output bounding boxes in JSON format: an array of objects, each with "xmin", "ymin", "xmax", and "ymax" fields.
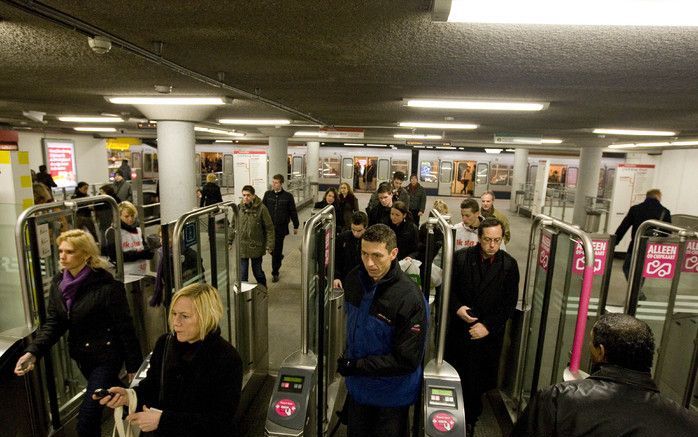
[{"xmin": 15, "ymin": 165, "xmax": 698, "ymax": 437}]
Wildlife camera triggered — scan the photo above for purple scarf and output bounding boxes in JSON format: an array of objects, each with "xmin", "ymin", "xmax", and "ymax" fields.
[{"xmin": 59, "ymin": 266, "xmax": 92, "ymax": 311}]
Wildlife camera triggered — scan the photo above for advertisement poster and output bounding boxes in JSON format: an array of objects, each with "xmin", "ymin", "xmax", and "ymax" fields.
[
  {"xmin": 538, "ymin": 232, "xmax": 551, "ymax": 271},
  {"xmin": 233, "ymin": 151, "xmax": 267, "ymax": 202},
  {"xmin": 682, "ymin": 240, "xmax": 698, "ymax": 274},
  {"xmin": 572, "ymin": 239, "xmax": 608, "ymax": 276},
  {"xmin": 642, "ymin": 242, "xmax": 679, "ymax": 279},
  {"xmin": 42, "ymin": 139, "xmax": 77, "ymax": 187},
  {"xmin": 609, "ymin": 164, "xmax": 656, "ymax": 252}
]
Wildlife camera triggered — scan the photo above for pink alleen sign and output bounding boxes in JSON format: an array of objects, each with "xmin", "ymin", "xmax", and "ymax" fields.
[
  {"xmin": 682, "ymin": 240, "xmax": 698, "ymax": 274},
  {"xmin": 538, "ymin": 232, "xmax": 551, "ymax": 271},
  {"xmin": 642, "ymin": 242, "xmax": 679, "ymax": 279},
  {"xmin": 572, "ymin": 240, "xmax": 608, "ymax": 276}
]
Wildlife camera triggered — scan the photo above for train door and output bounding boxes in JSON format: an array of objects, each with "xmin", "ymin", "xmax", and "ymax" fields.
[
  {"xmin": 437, "ymin": 160, "xmax": 453, "ymax": 196},
  {"xmin": 291, "ymin": 155, "xmax": 305, "ymax": 179},
  {"xmin": 355, "ymin": 156, "xmax": 378, "ymax": 192},
  {"xmin": 453, "ymin": 160, "xmax": 476, "ymax": 195},
  {"xmin": 474, "ymin": 162, "xmax": 490, "ymax": 197},
  {"xmin": 565, "ymin": 167, "xmax": 578, "ymax": 189},
  {"xmin": 340, "ymin": 157, "xmax": 354, "ymax": 188},
  {"xmin": 376, "ymin": 157, "xmax": 391, "ymax": 187}
]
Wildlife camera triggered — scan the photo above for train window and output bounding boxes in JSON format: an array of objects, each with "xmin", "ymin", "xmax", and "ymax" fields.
[
  {"xmin": 391, "ymin": 160, "xmax": 409, "ymax": 179},
  {"xmin": 144, "ymin": 153, "xmax": 153, "ymax": 173},
  {"xmin": 489, "ymin": 163, "xmax": 510, "ymax": 186},
  {"xmin": 566, "ymin": 167, "xmax": 578, "ymax": 188},
  {"xmin": 341, "ymin": 158, "xmax": 354, "ymax": 179},
  {"xmin": 528, "ymin": 165, "xmax": 538, "ymax": 184},
  {"xmin": 319, "ymin": 157, "xmax": 340, "ymax": 178},
  {"xmin": 292, "ymin": 156, "xmax": 304, "ymax": 178},
  {"xmin": 377, "ymin": 159, "xmax": 390, "ymax": 180},
  {"xmin": 475, "ymin": 163, "xmax": 489, "ymax": 185},
  {"xmin": 420, "ymin": 160, "xmax": 438, "ymax": 183},
  {"xmin": 440, "ymin": 161, "xmax": 453, "ymax": 184}
]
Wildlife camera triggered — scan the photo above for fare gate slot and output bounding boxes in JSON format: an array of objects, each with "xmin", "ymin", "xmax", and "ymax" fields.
[{"xmin": 266, "ymin": 353, "xmax": 317, "ymax": 436}]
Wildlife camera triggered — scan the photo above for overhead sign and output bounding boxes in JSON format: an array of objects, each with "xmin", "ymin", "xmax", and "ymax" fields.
[
  {"xmin": 494, "ymin": 133, "xmax": 542, "ymax": 145},
  {"xmin": 0, "ymin": 130, "xmax": 19, "ymax": 151},
  {"xmin": 642, "ymin": 242, "xmax": 679, "ymax": 279},
  {"xmin": 572, "ymin": 239, "xmax": 608, "ymax": 276},
  {"xmin": 42, "ymin": 139, "xmax": 77, "ymax": 187},
  {"xmin": 319, "ymin": 127, "xmax": 364, "ymax": 139}
]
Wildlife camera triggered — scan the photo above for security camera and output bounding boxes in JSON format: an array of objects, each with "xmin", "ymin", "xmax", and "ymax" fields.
[{"xmin": 88, "ymin": 36, "xmax": 112, "ymax": 54}]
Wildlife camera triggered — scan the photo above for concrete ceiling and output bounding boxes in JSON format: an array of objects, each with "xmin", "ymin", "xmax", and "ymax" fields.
[{"xmin": 2, "ymin": 0, "xmax": 698, "ymax": 150}]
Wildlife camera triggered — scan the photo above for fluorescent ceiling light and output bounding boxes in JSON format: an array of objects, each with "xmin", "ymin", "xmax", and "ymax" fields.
[
  {"xmin": 609, "ymin": 140, "xmax": 698, "ymax": 149},
  {"xmin": 505, "ymin": 148, "xmax": 516, "ymax": 152},
  {"xmin": 407, "ymin": 99, "xmax": 547, "ymax": 111},
  {"xmin": 74, "ymin": 127, "xmax": 116, "ymax": 132},
  {"xmin": 107, "ymin": 97, "xmax": 228, "ymax": 105},
  {"xmin": 593, "ymin": 128, "xmax": 676, "ymax": 136},
  {"xmin": 195, "ymin": 126, "xmax": 245, "ymax": 137},
  {"xmin": 219, "ymin": 118, "xmax": 290, "ymax": 125},
  {"xmin": 366, "ymin": 144, "xmax": 387, "ymax": 147},
  {"xmin": 669, "ymin": 140, "xmax": 698, "ymax": 146},
  {"xmin": 541, "ymin": 138, "xmax": 563, "ymax": 144},
  {"xmin": 485, "ymin": 148, "xmax": 503, "ymax": 154},
  {"xmin": 59, "ymin": 116, "xmax": 124, "ymax": 123},
  {"xmin": 398, "ymin": 121, "xmax": 478, "ymax": 129},
  {"xmin": 344, "ymin": 143, "xmax": 364, "ymax": 146},
  {"xmin": 215, "ymin": 140, "xmax": 233, "ymax": 143},
  {"xmin": 394, "ymin": 134, "xmax": 443, "ymax": 140},
  {"xmin": 445, "ymin": 0, "xmax": 698, "ymax": 26},
  {"xmin": 294, "ymin": 131, "xmax": 322, "ymax": 137},
  {"xmin": 436, "ymin": 146, "xmax": 457, "ymax": 150}
]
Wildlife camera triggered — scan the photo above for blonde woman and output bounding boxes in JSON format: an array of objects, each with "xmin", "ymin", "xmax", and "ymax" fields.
[
  {"xmin": 99, "ymin": 284, "xmax": 243, "ymax": 437},
  {"xmin": 200, "ymin": 173, "xmax": 223, "ymax": 207},
  {"xmin": 15, "ymin": 229, "xmax": 142, "ymax": 437}
]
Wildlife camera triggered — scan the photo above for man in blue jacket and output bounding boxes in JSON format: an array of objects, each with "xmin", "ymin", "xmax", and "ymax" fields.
[{"xmin": 338, "ymin": 224, "xmax": 428, "ymax": 437}]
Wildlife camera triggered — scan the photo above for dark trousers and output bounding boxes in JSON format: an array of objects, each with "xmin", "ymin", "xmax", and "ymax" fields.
[
  {"xmin": 346, "ymin": 394, "xmax": 410, "ymax": 437},
  {"xmin": 271, "ymin": 231, "xmax": 286, "ymax": 275},
  {"xmin": 78, "ymin": 362, "xmax": 122, "ymax": 437},
  {"xmin": 410, "ymin": 209, "xmax": 421, "ymax": 225},
  {"xmin": 240, "ymin": 257, "xmax": 266, "ymax": 287}
]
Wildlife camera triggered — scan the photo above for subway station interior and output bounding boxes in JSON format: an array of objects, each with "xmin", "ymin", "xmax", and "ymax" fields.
[{"xmin": 1, "ymin": 1, "xmax": 698, "ymax": 436}]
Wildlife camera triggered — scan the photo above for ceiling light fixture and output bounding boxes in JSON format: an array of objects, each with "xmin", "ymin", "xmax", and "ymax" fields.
[
  {"xmin": 609, "ymin": 139, "xmax": 698, "ymax": 149},
  {"xmin": 344, "ymin": 143, "xmax": 364, "ymax": 146},
  {"xmin": 366, "ymin": 144, "xmax": 387, "ymax": 147},
  {"xmin": 394, "ymin": 134, "xmax": 443, "ymax": 140},
  {"xmin": 219, "ymin": 118, "xmax": 290, "ymax": 125},
  {"xmin": 398, "ymin": 121, "xmax": 478, "ymax": 129},
  {"xmin": 485, "ymin": 148, "xmax": 503, "ymax": 154},
  {"xmin": 74, "ymin": 127, "xmax": 117, "ymax": 132},
  {"xmin": 442, "ymin": 0, "xmax": 698, "ymax": 26},
  {"xmin": 293, "ymin": 131, "xmax": 322, "ymax": 137},
  {"xmin": 593, "ymin": 128, "xmax": 676, "ymax": 136},
  {"xmin": 195, "ymin": 126, "xmax": 245, "ymax": 137},
  {"xmin": 59, "ymin": 116, "xmax": 124, "ymax": 123},
  {"xmin": 215, "ymin": 140, "xmax": 234, "ymax": 143},
  {"xmin": 406, "ymin": 99, "xmax": 548, "ymax": 111},
  {"xmin": 541, "ymin": 138, "xmax": 563, "ymax": 144},
  {"xmin": 107, "ymin": 97, "xmax": 228, "ymax": 105}
]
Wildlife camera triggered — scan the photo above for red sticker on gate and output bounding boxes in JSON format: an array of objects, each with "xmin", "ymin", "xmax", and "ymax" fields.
[
  {"xmin": 642, "ymin": 242, "xmax": 679, "ymax": 279},
  {"xmin": 572, "ymin": 240, "xmax": 608, "ymax": 276},
  {"xmin": 682, "ymin": 240, "xmax": 698, "ymax": 274},
  {"xmin": 431, "ymin": 411, "xmax": 456, "ymax": 433},
  {"xmin": 274, "ymin": 399, "xmax": 297, "ymax": 417},
  {"xmin": 538, "ymin": 233, "xmax": 551, "ymax": 271}
]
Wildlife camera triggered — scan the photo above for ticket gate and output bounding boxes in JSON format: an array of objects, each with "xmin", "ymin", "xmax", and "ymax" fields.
[
  {"xmin": 502, "ymin": 214, "xmax": 602, "ymax": 418},
  {"xmin": 170, "ymin": 201, "xmax": 269, "ymax": 417},
  {"xmin": 422, "ymin": 210, "xmax": 466, "ymax": 436},
  {"xmin": 266, "ymin": 205, "xmax": 344, "ymax": 437},
  {"xmin": 10, "ymin": 196, "xmax": 124, "ymax": 434},
  {"xmin": 624, "ymin": 220, "xmax": 698, "ymax": 409}
]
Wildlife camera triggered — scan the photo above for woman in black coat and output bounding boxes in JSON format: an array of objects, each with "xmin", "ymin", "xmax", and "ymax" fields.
[
  {"xmin": 15, "ymin": 229, "xmax": 142, "ymax": 437},
  {"xmin": 200, "ymin": 173, "xmax": 224, "ymax": 207},
  {"xmin": 100, "ymin": 283, "xmax": 243, "ymax": 437},
  {"xmin": 336, "ymin": 182, "xmax": 359, "ymax": 232},
  {"xmin": 314, "ymin": 187, "xmax": 338, "ymax": 211},
  {"xmin": 389, "ymin": 201, "xmax": 419, "ymax": 260}
]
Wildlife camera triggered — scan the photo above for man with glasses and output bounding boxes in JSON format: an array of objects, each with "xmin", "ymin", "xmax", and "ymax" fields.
[{"xmin": 444, "ymin": 218, "xmax": 520, "ymax": 436}]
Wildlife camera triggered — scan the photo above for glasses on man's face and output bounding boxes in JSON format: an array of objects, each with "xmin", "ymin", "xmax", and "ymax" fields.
[{"xmin": 481, "ymin": 237, "xmax": 502, "ymax": 245}]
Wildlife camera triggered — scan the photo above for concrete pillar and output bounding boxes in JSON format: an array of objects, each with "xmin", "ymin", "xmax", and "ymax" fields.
[
  {"xmin": 509, "ymin": 148, "xmax": 529, "ymax": 211},
  {"xmin": 157, "ymin": 121, "xmax": 197, "ymax": 223},
  {"xmin": 306, "ymin": 141, "xmax": 319, "ymax": 183},
  {"xmin": 572, "ymin": 146, "xmax": 603, "ymax": 226},
  {"xmin": 268, "ymin": 136, "xmax": 289, "ymax": 185}
]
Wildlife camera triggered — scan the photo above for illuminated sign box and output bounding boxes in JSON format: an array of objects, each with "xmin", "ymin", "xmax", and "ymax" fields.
[{"xmin": 42, "ymin": 139, "xmax": 77, "ymax": 188}]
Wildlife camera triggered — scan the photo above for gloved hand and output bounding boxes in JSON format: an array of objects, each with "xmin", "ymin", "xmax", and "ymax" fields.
[{"xmin": 337, "ymin": 356, "xmax": 358, "ymax": 376}]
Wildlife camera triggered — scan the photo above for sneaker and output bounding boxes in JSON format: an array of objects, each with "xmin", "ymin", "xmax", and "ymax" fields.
[{"xmin": 272, "ymin": 274, "xmax": 279, "ymax": 283}]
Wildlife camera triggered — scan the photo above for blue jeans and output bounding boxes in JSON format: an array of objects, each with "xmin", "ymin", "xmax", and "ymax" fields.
[
  {"xmin": 240, "ymin": 257, "xmax": 266, "ymax": 287},
  {"xmin": 78, "ymin": 362, "xmax": 123, "ymax": 437}
]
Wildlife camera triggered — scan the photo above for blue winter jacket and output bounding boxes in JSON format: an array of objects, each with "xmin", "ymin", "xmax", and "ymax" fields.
[{"xmin": 342, "ymin": 261, "xmax": 428, "ymax": 407}]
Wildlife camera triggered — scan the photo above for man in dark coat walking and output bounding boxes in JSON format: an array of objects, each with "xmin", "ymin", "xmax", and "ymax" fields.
[
  {"xmin": 262, "ymin": 174, "xmax": 299, "ymax": 282},
  {"xmin": 445, "ymin": 218, "xmax": 519, "ymax": 435},
  {"xmin": 614, "ymin": 188, "xmax": 671, "ymax": 280}
]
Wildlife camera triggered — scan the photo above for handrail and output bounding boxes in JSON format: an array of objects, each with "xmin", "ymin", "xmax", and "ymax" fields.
[
  {"xmin": 301, "ymin": 204, "xmax": 335, "ymax": 355},
  {"xmin": 625, "ymin": 220, "xmax": 698, "ymax": 313},
  {"xmin": 430, "ymin": 210, "xmax": 454, "ymax": 366},
  {"xmin": 530, "ymin": 214, "xmax": 595, "ymax": 377},
  {"xmin": 14, "ymin": 195, "xmax": 122, "ymax": 328},
  {"xmin": 171, "ymin": 201, "xmax": 238, "ymax": 291}
]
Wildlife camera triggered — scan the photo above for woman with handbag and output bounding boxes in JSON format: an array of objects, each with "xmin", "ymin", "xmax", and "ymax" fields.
[
  {"xmin": 99, "ymin": 283, "xmax": 243, "ymax": 437},
  {"xmin": 15, "ymin": 229, "xmax": 142, "ymax": 437}
]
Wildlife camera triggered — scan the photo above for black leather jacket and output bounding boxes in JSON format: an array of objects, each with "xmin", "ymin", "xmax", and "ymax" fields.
[
  {"xmin": 511, "ymin": 364, "xmax": 698, "ymax": 436},
  {"xmin": 25, "ymin": 268, "xmax": 142, "ymax": 372}
]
